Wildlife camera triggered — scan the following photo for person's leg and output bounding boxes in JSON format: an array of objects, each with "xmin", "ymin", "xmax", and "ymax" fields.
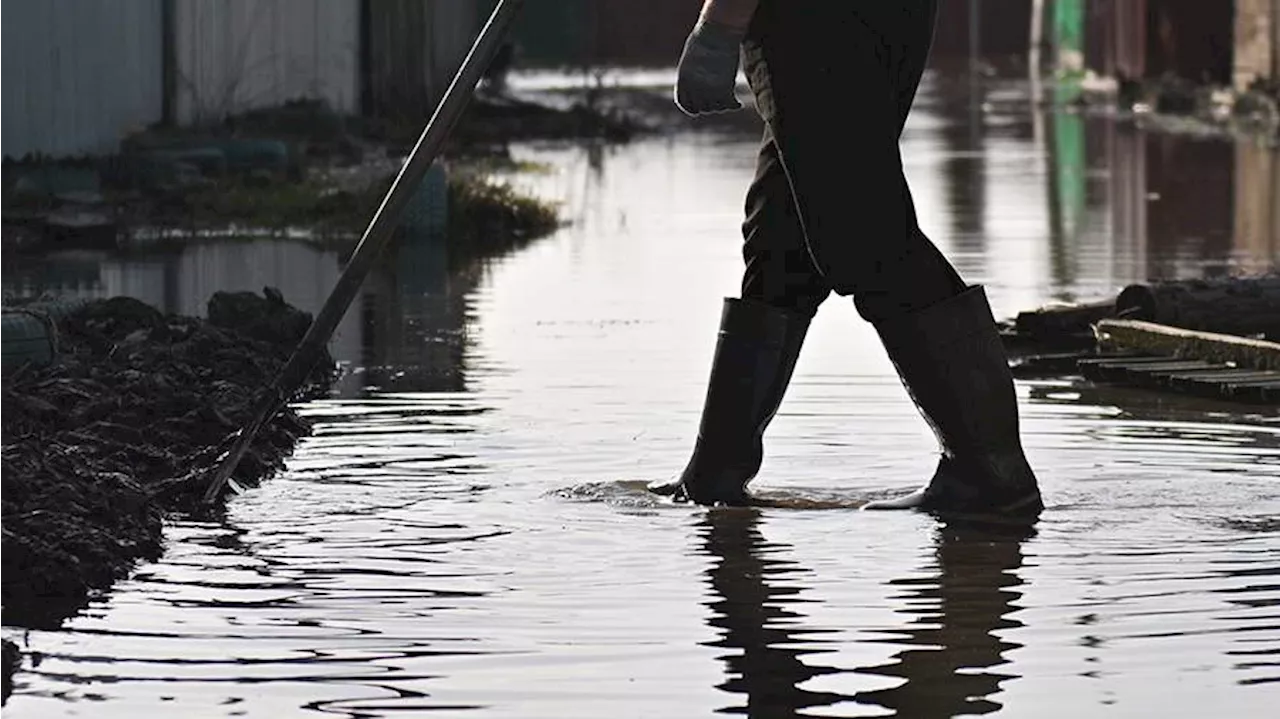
[
  {"xmin": 647, "ymin": 118, "xmax": 818, "ymax": 504},
  {"xmin": 653, "ymin": 1, "xmax": 935, "ymax": 505},
  {"xmin": 741, "ymin": 124, "xmax": 832, "ymax": 317},
  {"xmin": 741, "ymin": 0, "xmax": 964, "ymax": 324},
  {"xmin": 741, "ymin": 0, "xmax": 1041, "ymax": 520}
]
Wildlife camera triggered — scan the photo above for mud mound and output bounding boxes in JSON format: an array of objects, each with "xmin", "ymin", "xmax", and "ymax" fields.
[{"xmin": 1, "ymin": 289, "xmax": 334, "ymax": 631}]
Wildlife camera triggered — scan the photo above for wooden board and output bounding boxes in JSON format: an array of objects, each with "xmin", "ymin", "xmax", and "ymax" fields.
[
  {"xmin": 1094, "ymin": 319, "xmax": 1280, "ymax": 371},
  {"xmin": 1078, "ymin": 352, "xmax": 1280, "ymax": 405}
]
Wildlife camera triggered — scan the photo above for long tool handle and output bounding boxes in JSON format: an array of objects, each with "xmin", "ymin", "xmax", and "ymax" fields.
[{"xmin": 202, "ymin": 0, "xmax": 525, "ymax": 505}]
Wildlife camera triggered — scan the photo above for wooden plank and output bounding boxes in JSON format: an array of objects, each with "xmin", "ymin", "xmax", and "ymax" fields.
[
  {"xmin": 1076, "ymin": 350, "xmax": 1280, "ymax": 404},
  {"xmin": 1077, "ymin": 355, "xmax": 1171, "ymax": 383},
  {"xmin": 1015, "ymin": 299, "xmax": 1115, "ymax": 339},
  {"xmin": 1179, "ymin": 379, "xmax": 1256, "ymax": 402},
  {"xmin": 1121, "ymin": 360, "xmax": 1222, "ymax": 372},
  {"xmin": 1094, "ymin": 319, "xmax": 1280, "ymax": 370},
  {"xmin": 1168, "ymin": 372, "xmax": 1280, "ymax": 402},
  {"xmin": 1165, "ymin": 369, "xmax": 1280, "ymax": 386},
  {"xmin": 1078, "ymin": 354, "xmax": 1169, "ymax": 368},
  {"xmin": 1120, "ymin": 360, "xmax": 1220, "ymax": 387},
  {"xmin": 1219, "ymin": 380, "xmax": 1280, "ymax": 404},
  {"xmin": 1156, "ymin": 372, "xmax": 1274, "ymax": 395},
  {"xmin": 1089, "ymin": 359, "xmax": 1216, "ymax": 381},
  {"xmin": 1010, "ymin": 351, "xmax": 1097, "ymax": 377},
  {"xmin": 1218, "ymin": 377, "xmax": 1280, "ymax": 388}
]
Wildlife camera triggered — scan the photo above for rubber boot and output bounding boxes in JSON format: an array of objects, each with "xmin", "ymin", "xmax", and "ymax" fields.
[
  {"xmin": 863, "ymin": 286, "xmax": 1043, "ymax": 521},
  {"xmin": 648, "ymin": 298, "xmax": 810, "ymax": 505}
]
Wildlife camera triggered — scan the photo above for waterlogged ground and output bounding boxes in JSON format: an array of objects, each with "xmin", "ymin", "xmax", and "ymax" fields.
[{"xmin": 4, "ymin": 75, "xmax": 1279, "ymax": 717}]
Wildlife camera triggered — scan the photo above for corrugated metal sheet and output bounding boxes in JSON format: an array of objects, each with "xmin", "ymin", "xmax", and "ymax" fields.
[
  {"xmin": 932, "ymin": 0, "xmax": 1033, "ymax": 60},
  {"xmin": 1114, "ymin": 0, "xmax": 1146, "ymax": 80},
  {"xmin": 1088, "ymin": 0, "xmax": 1235, "ymax": 84},
  {"xmin": 2, "ymin": 0, "xmax": 164, "ymax": 158},
  {"xmin": 1085, "ymin": 0, "xmax": 1145, "ymax": 81},
  {"xmin": 364, "ymin": 0, "xmax": 483, "ymax": 119},
  {"xmin": 173, "ymin": 0, "xmax": 359, "ymax": 125},
  {"xmin": 1234, "ymin": 0, "xmax": 1272, "ymax": 90},
  {"xmin": 426, "ymin": 0, "xmax": 484, "ymax": 101},
  {"xmin": 1147, "ymin": 0, "xmax": 1234, "ymax": 83}
]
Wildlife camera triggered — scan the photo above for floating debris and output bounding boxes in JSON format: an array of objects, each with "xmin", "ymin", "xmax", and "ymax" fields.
[
  {"xmin": 1114, "ymin": 275, "xmax": 1280, "ymax": 341},
  {"xmin": 1078, "ymin": 354, "xmax": 1280, "ymax": 404},
  {"xmin": 1079, "ymin": 320, "xmax": 1280, "ymax": 404},
  {"xmin": 1004, "ymin": 277, "xmax": 1280, "ymax": 404},
  {"xmin": 1002, "ymin": 274, "xmax": 1280, "ymax": 355}
]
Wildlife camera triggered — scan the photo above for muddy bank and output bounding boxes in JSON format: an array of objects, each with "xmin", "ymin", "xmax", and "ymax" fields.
[{"xmin": 1, "ymin": 290, "xmax": 336, "ymax": 693}]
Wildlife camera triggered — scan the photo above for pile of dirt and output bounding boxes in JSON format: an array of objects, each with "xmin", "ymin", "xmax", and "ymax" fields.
[{"xmin": 1, "ymin": 290, "xmax": 334, "ymax": 637}]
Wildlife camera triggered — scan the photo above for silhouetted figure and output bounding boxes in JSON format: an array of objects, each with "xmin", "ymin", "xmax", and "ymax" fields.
[{"xmin": 650, "ymin": 0, "xmax": 1044, "ymax": 525}]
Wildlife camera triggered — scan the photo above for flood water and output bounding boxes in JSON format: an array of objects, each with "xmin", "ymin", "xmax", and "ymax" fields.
[{"xmin": 4, "ymin": 74, "xmax": 1279, "ymax": 717}]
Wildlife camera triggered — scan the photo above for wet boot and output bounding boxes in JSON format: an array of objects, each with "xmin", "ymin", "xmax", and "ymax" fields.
[
  {"xmin": 863, "ymin": 286, "xmax": 1043, "ymax": 521},
  {"xmin": 648, "ymin": 298, "xmax": 810, "ymax": 505}
]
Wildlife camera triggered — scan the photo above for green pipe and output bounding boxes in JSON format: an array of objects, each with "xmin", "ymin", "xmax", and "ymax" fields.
[{"xmin": 1053, "ymin": 0, "xmax": 1085, "ymax": 77}]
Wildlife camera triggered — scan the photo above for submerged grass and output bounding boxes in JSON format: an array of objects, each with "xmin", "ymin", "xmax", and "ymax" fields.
[
  {"xmin": 170, "ymin": 166, "xmax": 561, "ymax": 258},
  {"xmin": 445, "ymin": 175, "xmax": 562, "ymax": 263},
  {"xmin": 182, "ymin": 178, "xmax": 373, "ymax": 236}
]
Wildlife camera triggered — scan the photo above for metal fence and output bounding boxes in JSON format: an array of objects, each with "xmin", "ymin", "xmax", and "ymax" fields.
[
  {"xmin": 172, "ymin": 0, "xmax": 360, "ymax": 126},
  {"xmin": 3, "ymin": 0, "xmax": 477, "ymax": 158},
  {"xmin": 2, "ymin": 0, "xmax": 165, "ymax": 157}
]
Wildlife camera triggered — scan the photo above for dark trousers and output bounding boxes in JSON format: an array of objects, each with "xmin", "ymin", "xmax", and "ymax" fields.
[{"xmin": 739, "ymin": 0, "xmax": 964, "ymax": 322}]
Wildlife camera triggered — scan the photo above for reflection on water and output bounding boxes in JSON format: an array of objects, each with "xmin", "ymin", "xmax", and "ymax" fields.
[
  {"xmin": 3, "ymin": 75, "xmax": 1278, "ymax": 717},
  {"xmin": 1, "ymin": 234, "xmax": 488, "ymax": 397},
  {"xmin": 352, "ymin": 240, "xmax": 485, "ymax": 395},
  {"xmin": 700, "ymin": 510, "xmax": 1031, "ymax": 718},
  {"xmin": 699, "ymin": 509, "xmax": 847, "ymax": 716},
  {"xmin": 909, "ymin": 77, "xmax": 1276, "ymax": 311},
  {"xmin": 853, "ymin": 524, "xmax": 1027, "ymax": 717}
]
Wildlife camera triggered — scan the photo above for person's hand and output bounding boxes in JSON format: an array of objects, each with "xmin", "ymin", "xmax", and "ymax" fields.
[{"xmin": 674, "ymin": 18, "xmax": 745, "ymax": 116}]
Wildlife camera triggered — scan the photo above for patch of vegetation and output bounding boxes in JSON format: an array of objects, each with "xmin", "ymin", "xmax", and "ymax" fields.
[
  {"xmin": 179, "ymin": 177, "xmax": 381, "ymax": 238},
  {"xmin": 445, "ymin": 175, "xmax": 562, "ymax": 263},
  {"xmin": 2, "ymin": 96, "xmax": 569, "ymax": 260},
  {"xmin": 171, "ymin": 168, "xmax": 561, "ymax": 256}
]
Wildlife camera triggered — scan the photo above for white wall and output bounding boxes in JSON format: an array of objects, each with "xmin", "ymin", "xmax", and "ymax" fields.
[
  {"xmin": 172, "ymin": 0, "xmax": 360, "ymax": 125},
  {"xmin": 2, "ymin": 0, "xmax": 165, "ymax": 158}
]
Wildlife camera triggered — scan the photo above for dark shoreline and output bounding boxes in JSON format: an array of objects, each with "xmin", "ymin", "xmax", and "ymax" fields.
[{"xmin": 1, "ymin": 290, "xmax": 335, "ymax": 701}]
